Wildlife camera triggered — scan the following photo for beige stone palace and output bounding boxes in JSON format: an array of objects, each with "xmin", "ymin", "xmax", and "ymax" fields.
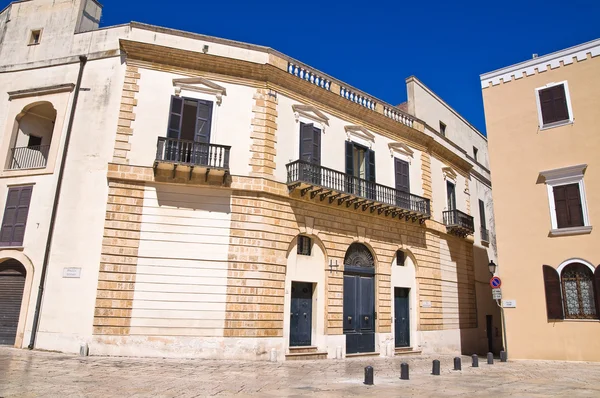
[
  {"xmin": 481, "ymin": 39, "xmax": 600, "ymax": 361},
  {"xmin": 0, "ymin": 0, "xmax": 499, "ymax": 360}
]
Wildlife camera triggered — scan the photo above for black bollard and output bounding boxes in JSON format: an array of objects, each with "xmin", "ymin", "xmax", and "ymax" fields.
[
  {"xmin": 487, "ymin": 352, "xmax": 494, "ymax": 365},
  {"xmin": 500, "ymin": 351, "xmax": 507, "ymax": 362},
  {"xmin": 472, "ymin": 354, "xmax": 479, "ymax": 367},
  {"xmin": 432, "ymin": 359, "xmax": 440, "ymax": 375},
  {"xmin": 453, "ymin": 357, "xmax": 461, "ymax": 371},
  {"xmin": 400, "ymin": 362, "xmax": 409, "ymax": 380},
  {"xmin": 364, "ymin": 366, "xmax": 374, "ymax": 385}
]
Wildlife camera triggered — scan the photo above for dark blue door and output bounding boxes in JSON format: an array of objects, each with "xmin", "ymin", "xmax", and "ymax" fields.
[
  {"xmin": 394, "ymin": 288, "xmax": 410, "ymax": 348},
  {"xmin": 290, "ymin": 282, "xmax": 312, "ymax": 346},
  {"xmin": 344, "ymin": 274, "xmax": 375, "ymax": 354}
]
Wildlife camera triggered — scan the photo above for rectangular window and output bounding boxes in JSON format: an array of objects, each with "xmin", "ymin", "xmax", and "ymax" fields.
[
  {"xmin": 479, "ymin": 200, "xmax": 486, "ymax": 229},
  {"xmin": 345, "ymin": 141, "xmax": 376, "ymax": 199},
  {"xmin": 167, "ymin": 96, "xmax": 213, "ymax": 143},
  {"xmin": 29, "ymin": 30, "xmax": 42, "ymax": 45},
  {"xmin": 446, "ymin": 181, "xmax": 456, "ymax": 211},
  {"xmin": 28, "ymin": 135, "xmax": 42, "ymax": 148},
  {"xmin": 396, "ymin": 250, "xmax": 405, "ymax": 266},
  {"xmin": 537, "ymin": 83, "xmax": 571, "ymax": 127},
  {"xmin": 553, "ymin": 183, "xmax": 584, "ymax": 229},
  {"xmin": 439, "ymin": 121, "xmax": 446, "ymax": 136},
  {"xmin": 473, "ymin": 147, "xmax": 478, "ymax": 162},
  {"xmin": 0, "ymin": 186, "xmax": 33, "ymax": 247},
  {"xmin": 297, "ymin": 236, "xmax": 312, "ymax": 256}
]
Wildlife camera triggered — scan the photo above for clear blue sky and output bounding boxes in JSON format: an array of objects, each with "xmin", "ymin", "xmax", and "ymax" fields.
[{"xmin": 10, "ymin": 0, "xmax": 600, "ymax": 134}]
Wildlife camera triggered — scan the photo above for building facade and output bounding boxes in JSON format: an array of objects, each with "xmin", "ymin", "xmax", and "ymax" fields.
[
  {"xmin": 0, "ymin": 0, "xmax": 499, "ymax": 360},
  {"xmin": 481, "ymin": 39, "xmax": 600, "ymax": 361}
]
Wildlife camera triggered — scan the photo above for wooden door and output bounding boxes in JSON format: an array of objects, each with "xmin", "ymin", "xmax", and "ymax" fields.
[
  {"xmin": 394, "ymin": 158, "xmax": 410, "ymax": 209},
  {"xmin": 344, "ymin": 273, "xmax": 375, "ymax": 354},
  {"xmin": 394, "ymin": 288, "xmax": 410, "ymax": 348},
  {"xmin": 290, "ymin": 282, "xmax": 313, "ymax": 346}
]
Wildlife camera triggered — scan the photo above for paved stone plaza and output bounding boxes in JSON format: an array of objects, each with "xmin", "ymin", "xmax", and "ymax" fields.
[{"xmin": 1, "ymin": 347, "xmax": 599, "ymax": 397}]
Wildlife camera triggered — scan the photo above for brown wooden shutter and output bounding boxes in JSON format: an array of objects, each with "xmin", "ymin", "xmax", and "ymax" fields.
[
  {"xmin": 594, "ymin": 266, "xmax": 600, "ymax": 321},
  {"xmin": 0, "ymin": 186, "xmax": 33, "ymax": 247},
  {"xmin": 543, "ymin": 265, "xmax": 564, "ymax": 320},
  {"xmin": 539, "ymin": 85, "xmax": 569, "ymax": 125},
  {"xmin": 553, "ymin": 185, "xmax": 568, "ymax": 228},
  {"xmin": 299, "ymin": 122, "xmax": 314, "ymax": 162},
  {"xmin": 565, "ymin": 184, "xmax": 584, "ymax": 227}
]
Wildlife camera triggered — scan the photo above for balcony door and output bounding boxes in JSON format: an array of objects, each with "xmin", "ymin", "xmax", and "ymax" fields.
[
  {"xmin": 166, "ymin": 96, "xmax": 213, "ymax": 165},
  {"xmin": 299, "ymin": 122, "xmax": 321, "ymax": 184},
  {"xmin": 394, "ymin": 158, "xmax": 410, "ymax": 210},
  {"xmin": 345, "ymin": 141, "xmax": 375, "ymax": 199},
  {"xmin": 446, "ymin": 181, "xmax": 456, "ymax": 210}
]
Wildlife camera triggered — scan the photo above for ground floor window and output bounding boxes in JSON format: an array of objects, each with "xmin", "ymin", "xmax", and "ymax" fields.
[{"xmin": 561, "ymin": 263, "xmax": 596, "ymax": 319}]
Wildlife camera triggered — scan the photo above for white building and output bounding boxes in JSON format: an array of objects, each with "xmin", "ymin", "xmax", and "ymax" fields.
[{"xmin": 0, "ymin": 0, "xmax": 499, "ymax": 359}]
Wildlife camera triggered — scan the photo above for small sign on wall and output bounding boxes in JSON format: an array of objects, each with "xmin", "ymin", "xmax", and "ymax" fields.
[
  {"xmin": 63, "ymin": 267, "xmax": 82, "ymax": 278},
  {"xmin": 421, "ymin": 301, "xmax": 432, "ymax": 308},
  {"xmin": 502, "ymin": 300, "xmax": 517, "ymax": 308}
]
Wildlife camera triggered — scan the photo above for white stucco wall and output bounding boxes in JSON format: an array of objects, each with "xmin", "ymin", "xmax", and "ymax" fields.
[
  {"xmin": 275, "ymin": 94, "xmax": 424, "ymax": 196},
  {"xmin": 129, "ymin": 68, "xmax": 254, "ymax": 176}
]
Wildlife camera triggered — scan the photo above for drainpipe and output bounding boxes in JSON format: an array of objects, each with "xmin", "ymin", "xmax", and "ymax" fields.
[{"xmin": 28, "ymin": 55, "xmax": 88, "ymax": 349}]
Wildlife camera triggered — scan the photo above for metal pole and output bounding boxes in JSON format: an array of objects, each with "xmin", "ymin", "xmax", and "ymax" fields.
[{"xmin": 497, "ymin": 299, "xmax": 508, "ymax": 360}]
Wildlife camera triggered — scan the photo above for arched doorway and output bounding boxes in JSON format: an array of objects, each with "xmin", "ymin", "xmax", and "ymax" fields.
[
  {"xmin": 343, "ymin": 243, "xmax": 375, "ymax": 354},
  {"xmin": 0, "ymin": 259, "xmax": 26, "ymax": 345}
]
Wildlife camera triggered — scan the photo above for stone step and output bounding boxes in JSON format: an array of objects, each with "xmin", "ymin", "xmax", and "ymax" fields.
[
  {"xmin": 395, "ymin": 347, "xmax": 422, "ymax": 356},
  {"xmin": 285, "ymin": 351, "xmax": 328, "ymax": 361},
  {"xmin": 345, "ymin": 352, "xmax": 381, "ymax": 358},
  {"xmin": 288, "ymin": 346, "xmax": 318, "ymax": 354}
]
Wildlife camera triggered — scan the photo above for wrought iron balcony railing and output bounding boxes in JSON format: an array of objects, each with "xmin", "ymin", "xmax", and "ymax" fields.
[
  {"xmin": 481, "ymin": 227, "xmax": 490, "ymax": 243},
  {"xmin": 155, "ymin": 137, "xmax": 230, "ymax": 170},
  {"xmin": 9, "ymin": 145, "xmax": 50, "ymax": 170},
  {"xmin": 286, "ymin": 160, "xmax": 430, "ymax": 221},
  {"xmin": 443, "ymin": 209, "xmax": 475, "ymax": 237}
]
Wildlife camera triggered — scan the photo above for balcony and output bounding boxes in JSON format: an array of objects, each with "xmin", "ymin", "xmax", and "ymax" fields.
[
  {"xmin": 443, "ymin": 209, "xmax": 475, "ymax": 237},
  {"xmin": 154, "ymin": 137, "xmax": 231, "ymax": 182},
  {"xmin": 9, "ymin": 145, "xmax": 50, "ymax": 170},
  {"xmin": 286, "ymin": 160, "xmax": 430, "ymax": 222},
  {"xmin": 481, "ymin": 227, "xmax": 490, "ymax": 243}
]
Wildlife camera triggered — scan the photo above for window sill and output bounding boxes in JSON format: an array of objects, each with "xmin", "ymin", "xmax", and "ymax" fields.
[
  {"xmin": 550, "ymin": 318, "xmax": 599, "ymax": 323},
  {"xmin": 540, "ymin": 120, "xmax": 573, "ymax": 131},
  {"xmin": 549, "ymin": 226, "xmax": 592, "ymax": 237},
  {"xmin": 0, "ymin": 246, "xmax": 24, "ymax": 251}
]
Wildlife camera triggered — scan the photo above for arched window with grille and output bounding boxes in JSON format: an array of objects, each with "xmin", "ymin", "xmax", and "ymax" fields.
[
  {"xmin": 561, "ymin": 264, "xmax": 596, "ymax": 319},
  {"xmin": 543, "ymin": 261, "xmax": 600, "ymax": 321}
]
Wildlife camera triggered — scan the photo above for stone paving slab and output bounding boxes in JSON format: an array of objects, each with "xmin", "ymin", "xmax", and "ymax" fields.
[{"xmin": 1, "ymin": 347, "xmax": 600, "ymax": 397}]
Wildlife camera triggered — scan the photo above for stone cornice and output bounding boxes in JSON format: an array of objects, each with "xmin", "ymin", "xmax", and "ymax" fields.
[
  {"xmin": 481, "ymin": 38, "xmax": 600, "ymax": 89},
  {"xmin": 119, "ymin": 39, "xmax": 473, "ymax": 175}
]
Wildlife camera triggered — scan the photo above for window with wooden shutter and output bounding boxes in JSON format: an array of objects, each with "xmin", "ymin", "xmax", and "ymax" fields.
[
  {"xmin": 0, "ymin": 186, "xmax": 33, "ymax": 247},
  {"xmin": 553, "ymin": 183, "xmax": 584, "ymax": 228},
  {"xmin": 538, "ymin": 84, "xmax": 570, "ymax": 126},
  {"xmin": 542, "ymin": 265, "xmax": 564, "ymax": 321},
  {"xmin": 166, "ymin": 96, "xmax": 213, "ymax": 142}
]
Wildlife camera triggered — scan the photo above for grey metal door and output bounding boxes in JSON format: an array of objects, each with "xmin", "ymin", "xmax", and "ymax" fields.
[
  {"xmin": 0, "ymin": 261, "xmax": 26, "ymax": 345},
  {"xmin": 290, "ymin": 282, "xmax": 312, "ymax": 346},
  {"xmin": 394, "ymin": 288, "xmax": 410, "ymax": 348}
]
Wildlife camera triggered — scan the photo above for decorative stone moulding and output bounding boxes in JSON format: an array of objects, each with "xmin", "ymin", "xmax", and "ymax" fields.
[
  {"xmin": 345, "ymin": 125, "xmax": 375, "ymax": 148},
  {"xmin": 339, "ymin": 86, "xmax": 376, "ymax": 110},
  {"xmin": 442, "ymin": 166, "xmax": 458, "ymax": 182},
  {"xmin": 292, "ymin": 104, "xmax": 329, "ymax": 132},
  {"xmin": 388, "ymin": 142, "xmax": 414, "ymax": 162},
  {"xmin": 172, "ymin": 77, "xmax": 227, "ymax": 105},
  {"xmin": 287, "ymin": 62, "xmax": 332, "ymax": 91}
]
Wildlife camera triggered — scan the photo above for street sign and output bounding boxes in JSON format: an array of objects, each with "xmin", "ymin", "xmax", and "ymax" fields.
[
  {"xmin": 490, "ymin": 276, "xmax": 502, "ymax": 289},
  {"xmin": 492, "ymin": 288, "xmax": 502, "ymax": 300},
  {"xmin": 502, "ymin": 300, "xmax": 516, "ymax": 308}
]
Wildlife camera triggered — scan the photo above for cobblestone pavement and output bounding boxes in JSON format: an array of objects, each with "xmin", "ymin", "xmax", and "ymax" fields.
[{"xmin": 1, "ymin": 347, "xmax": 600, "ymax": 397}]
